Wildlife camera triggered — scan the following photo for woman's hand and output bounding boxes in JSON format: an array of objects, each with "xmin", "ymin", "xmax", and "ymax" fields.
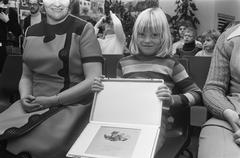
[
  {"xmin": 21, "ymin": 95, "xmax": 43, "ymax": 113},
  {"xmin": 224, "ymin": 109, "xmax": 240, "ymax": 145},
  {"xmin": 31, "ymin": 96, "xmax": 58, "ymax": 109},
  {"xmin": 91, "ymin": 77, "xmax": 104, "ymax": 93},
  {"xmin": 156, "ymin": 84, "xmax": 174, "ymax": 107}
]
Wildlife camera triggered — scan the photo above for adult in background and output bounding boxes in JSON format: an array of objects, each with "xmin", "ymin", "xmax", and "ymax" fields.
[
  {"xmin": 0, "ymin": 0, "xmax": 103, "ymax": 157},
  {"xmin": 23, "ymin": 0, "xmax": 46, "ymax": 33},
  {"xmin": 0, "ymin": 0, "xmax": 21, "ymax": 73},
  {"xmin": 198, "ymin": 24, "xmax": 240, "ymax": 158},
  {"xmin": 79, "ymin": 7, "xmax": 96, "ymax": 25},
  {"xmin": 172, "ymin": 21, "xmax": 202, "ymax": 55}
]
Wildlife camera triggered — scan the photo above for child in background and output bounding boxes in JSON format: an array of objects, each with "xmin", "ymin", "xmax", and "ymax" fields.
[
  {"xmin": 176, "ymin": 26, "xmax": 202, "ymax": 57},
  {"xmin": 92, "ymin": 7, "xmax": 201, "ymax": 154},
  {"xmin": 195, "ymin": 29, "xmax": 220, "ymax": 56},
  {"xmin": 94, "ymin": 11, "xmax": 126, "ymax": 55}
]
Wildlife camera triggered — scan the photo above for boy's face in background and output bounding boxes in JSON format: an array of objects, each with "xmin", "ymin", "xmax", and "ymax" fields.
[
  {"xmin": 183, "ymin": 31, "xmax": 194, "ymax": 44},
  {"xmin": 203, "ymin": 36, "xmax": 215, "ymax": 52}
]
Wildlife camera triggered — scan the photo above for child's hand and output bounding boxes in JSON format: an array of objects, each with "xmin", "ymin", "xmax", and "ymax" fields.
[
  {"xmin": 156, "ymin": 84, "xmax": 174, "ymax": 107},
  {"xmin": 91, "ymin": 77, "xmax": 104, "ymax": 92}
]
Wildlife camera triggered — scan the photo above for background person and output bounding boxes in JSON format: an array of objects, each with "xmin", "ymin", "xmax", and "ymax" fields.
[
  {"xmin": 0, "ymin": 0, "xmax": 103, "ymax": 157},
  {"xmin": 94, "ymin": 10, "xmax": 126, "ymax": 55},
  {"xmin": 0, "ymin": 0, "xmax": 21, "ymax": 73},
  {"xmin": 23, "ymin": 0, "xmax": 46, "ymax": 33},
  {"xmin": 176, "ymin": 26, "xmax": 202, "ymax": 57}
]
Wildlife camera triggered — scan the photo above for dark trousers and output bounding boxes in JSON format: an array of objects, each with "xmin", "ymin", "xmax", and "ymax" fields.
[{"xmin": 0, "ymin": 46, "xmax": 7, "ymax": 73}]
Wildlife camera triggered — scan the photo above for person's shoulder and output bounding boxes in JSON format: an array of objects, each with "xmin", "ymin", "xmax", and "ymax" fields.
[
  {"xmin": 69, "ymin": 14, "xmax": 88, "ymax": 26},
  {"xmin": 225, "ymin": 24, "xmax": 240, "ymax": 40},
  {"xmin": 69, "ymin": 14, "xmax": 94, "ymax": 34},
  {"xmin": 119, "ymin": 55, "xmax": 135, "ymax": 62},
  {"xmin": 25, "ymin": 21, "xmax": 45, "ymax": 37}
]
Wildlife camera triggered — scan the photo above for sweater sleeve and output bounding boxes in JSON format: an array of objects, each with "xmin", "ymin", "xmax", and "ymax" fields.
[
  {"xmin": 110, "ymin": 12, "xmax": 126, "ymax": 46},
  {"xmin": 172, "ymin": 61, "xmax": 202, "ymax": 107},
  {"xmin": 203, "ymin": 31, "xmax": 235, "ymax": 120}
]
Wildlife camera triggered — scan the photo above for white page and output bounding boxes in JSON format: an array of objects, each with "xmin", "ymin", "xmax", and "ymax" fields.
[{"xmin": 91, "ymin": 79, "xmax": 163, "ymax": 126}]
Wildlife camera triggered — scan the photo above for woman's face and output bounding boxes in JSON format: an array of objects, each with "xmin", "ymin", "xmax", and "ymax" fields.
[
  {"xmin": 137, "ymin": 29, "xmax": 161, "ymax": 56},
  {"xmin": 179, "ymin": 26, "xmax": 186, "ymax": 38},
  {"xmin": 43, "ymin": 0, "xmax": 70, "ymax": 24}
]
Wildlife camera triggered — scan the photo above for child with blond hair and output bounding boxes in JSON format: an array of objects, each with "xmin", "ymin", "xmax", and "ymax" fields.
[{"xmin": 92, "ymin": 7, "xmax": 201, "ymax": 154}]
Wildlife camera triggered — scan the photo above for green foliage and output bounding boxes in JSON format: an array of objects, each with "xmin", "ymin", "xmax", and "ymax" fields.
[{"xmin": 170, "ymin": 0, "xmax": 200, "ymax": 42}]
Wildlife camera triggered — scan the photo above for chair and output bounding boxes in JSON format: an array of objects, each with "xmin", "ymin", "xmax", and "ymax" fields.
[
  {"xmin": 0, "ymin": 55, "xmax": 22, "ymax": 103},
  {"xmin": 102, "ymin": 54, "xmax": 124, "ymax": 78},
  {"xmin": 186, "ymin": 56, "xmax": 211, "ymax": 89}
]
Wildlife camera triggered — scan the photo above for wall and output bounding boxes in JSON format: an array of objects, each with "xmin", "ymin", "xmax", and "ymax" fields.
[{"xmin": 159, "ymin": 0, "xmax": 240, "ymax": 35}]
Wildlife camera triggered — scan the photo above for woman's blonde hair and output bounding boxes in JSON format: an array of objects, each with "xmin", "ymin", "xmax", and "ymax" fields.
[{"xmin": 129, "ymin": 7, "xmax": 172, "ymax": 57}]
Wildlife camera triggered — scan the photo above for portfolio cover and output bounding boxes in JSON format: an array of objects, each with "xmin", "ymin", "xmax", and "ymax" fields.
[{"xmin": 67, "ymin": 78, "xmax": 163, "ymax": 158}]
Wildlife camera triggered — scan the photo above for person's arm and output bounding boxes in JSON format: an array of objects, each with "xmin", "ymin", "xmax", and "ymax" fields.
[
  {"xmin": 110, "ymin": 11, "xmax": 126, "ymax": 46},
  {"xmin": 172, "ymin": 61, "xmax": 202, "ymax": 107},
  {"xmin": 202, "ymin": 31, "xmax": 236, "ymax": 120},
  {"xmin": 56, "ymin": 62, "xmax": 102, "ymax": 105},
  {"xmin": 19, "ymin": 63, "xmax": 33, "ymax": 99},
  {"xmin": 94, "ymin": 16, "xmax": 105, "ymax": 35},
  {"xmin": 19, "ymin": 62, "xmax": 43, "ymax": 112}
]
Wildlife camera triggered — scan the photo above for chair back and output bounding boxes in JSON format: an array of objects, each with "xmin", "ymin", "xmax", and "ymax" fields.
[
  {"xmin": 0, "ymin": 55, "xmax": 22, "ymax": 93},
  {"xmin": 186, "ymin": 56, "xmax": 211, "ymax": 89},
  {"xmin": 103, "ymin": 54, "xmax": 124, "ymax": 78}
]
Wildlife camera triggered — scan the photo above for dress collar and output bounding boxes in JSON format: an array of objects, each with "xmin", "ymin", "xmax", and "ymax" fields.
[{"xmin": 227, "ymin": 25, "xmax": 240, "ymax": 40}]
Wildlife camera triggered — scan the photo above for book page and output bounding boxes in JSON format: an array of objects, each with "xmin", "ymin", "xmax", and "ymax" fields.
[{"xmin": 85, "ymin": 126, "xmax": 141, "ymax": 158}]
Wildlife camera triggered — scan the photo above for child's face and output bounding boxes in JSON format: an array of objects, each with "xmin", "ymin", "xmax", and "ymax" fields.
[
  {"xmin": 203, "ymin": 36, "xmax": 215, "ymax": 52},
  {"xmin": 183, "ymin": 31, "xmax": 194, "ymax": 44},
  {"xmin": 137, "ymin": 29, "xmax": 161, "ymax": 56}
]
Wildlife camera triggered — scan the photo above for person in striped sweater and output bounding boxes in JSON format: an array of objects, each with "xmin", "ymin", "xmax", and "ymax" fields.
[{"xmin": 92, "ymin": 7, "xmax": 201, "ymax": 154}]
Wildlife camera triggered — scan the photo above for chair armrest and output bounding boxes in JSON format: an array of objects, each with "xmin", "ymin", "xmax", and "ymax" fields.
[{"xmin": 190, "ymin": 105, "xmax": 208, "ymax": 127}]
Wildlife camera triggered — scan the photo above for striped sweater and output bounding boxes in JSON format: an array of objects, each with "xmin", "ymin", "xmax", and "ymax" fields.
[{"xmin": 117, "ymin": 55, "xmax": 201, "ymax": 106}]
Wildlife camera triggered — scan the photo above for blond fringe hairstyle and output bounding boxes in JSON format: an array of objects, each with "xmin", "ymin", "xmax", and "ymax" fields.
[{"xmin": 129, "ymin": 7, "xmax": 172, "ymax": 57}]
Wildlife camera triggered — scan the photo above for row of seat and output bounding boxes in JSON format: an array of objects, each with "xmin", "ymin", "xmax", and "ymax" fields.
[{"xmin": 0, "ymin": 54, "xmax": 211, "ymax": 158}]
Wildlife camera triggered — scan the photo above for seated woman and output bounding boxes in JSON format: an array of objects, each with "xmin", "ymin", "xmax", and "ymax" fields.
[
  {"xmin": 198, "ymin": 24, "xmax": 240, "ymax": 158},
  {"xmin": 0, "ymin": 0, "xmax": 103, "ymax": 157}
]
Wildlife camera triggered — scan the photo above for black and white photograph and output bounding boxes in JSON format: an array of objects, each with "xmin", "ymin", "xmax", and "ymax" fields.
[
  {"xmin": 85, "ymin": 126, "xmax": 140, "ymax": 158},
  {"xmin": 1, "ymin": 0, "xmax": 240, "ymax": 158}
]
